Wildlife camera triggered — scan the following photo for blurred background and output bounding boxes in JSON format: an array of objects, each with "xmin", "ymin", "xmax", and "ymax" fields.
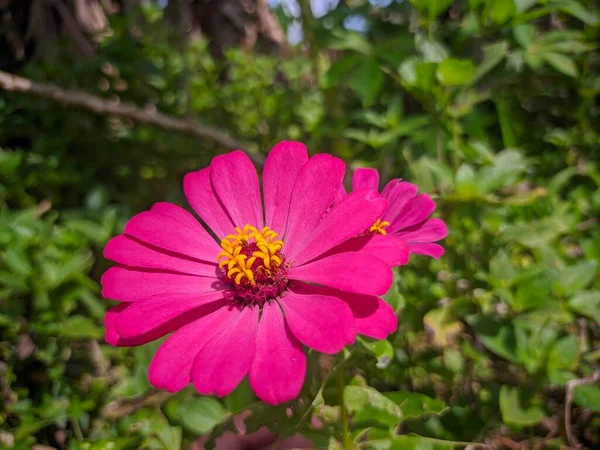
[{"xmin": 1, "ymin": 0, "xmax": 599, "ymax": 448}]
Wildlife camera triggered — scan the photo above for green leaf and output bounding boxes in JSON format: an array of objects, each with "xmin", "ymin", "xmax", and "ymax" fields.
[
  {"xmin": 488, "ymin": 0, "xmax": 516, "ymax": 24},
  {"xmin": 390, "ymin": 435, "xmax": 460, "ymax": 450},
  {"xmin": 2, "ymin": 248, "xmax": 32, "ymax": 276},
  {"xmin": 344, "ymin": 385, "xmax": 402, "ymax": 427},
  {"xmin": 224, "ymin": 379, "xmax": 257, "ymax": 413},
  {"xmin": 383, "ymin": 270, "xmax": 404, "ymax": 311},
  {"xmin": 322, "ymin": 55, "xmax": 361, "ymax": 89},
  {"xmin": 470, "ymin": 41, "xmax": 508, "ymax": 85},
  {"xmin": 411, "ymin": 0, "xmax": 453, "ymax": 19},
  {"xmin": 328, "ymin": 29, "xmax": 373, "ymax": 55},
  {"xmin": 455, "ymin": 163, "xmax": 477, "ymax": 196},
  {"xmin": 415, "ymin": 35, "xmax": 449, "ymax": 62},
  {"xmin": 515, "ymin": 0, "xmax": 537, "ymax": 13},
  {"xmin": 513, "ymin": 270, "xmax": 554, "ymax": 312},
  {"xmin": 573, "ymin": 384, "xmax": 600, "ymax": 412},
  {"xmin": 59, "ymin": 316, "xmax": 103, "ymax": 339},
  {"xmin": 436, "ymin": 58, "xmax": 475, "ymax": 86},
  {"xmin": 513, "ymin": 24, "xmax": 535, "ymax": 48},
  {"xmin": 556, "ymin": 260, "xmax": 597, "ymax": 296},
  {"xmin": 350, "ymin": 58, "xmax": 385, "ymax": 107},
  {"xmin": 477, "ymin": 149, "xmax": 527, "ymax": 193},
  {"xmin": 385, "ymin": 392, "xmax": 447, "ymax": 419},
  {"xmin": 364, "ymin": 339, "xmax": 395, "ymax": 369},
  {"xmin": 569, "ymin": 291, "xmax": 600, "ymax": 325},
  {"xmin": 543, "ymin": 52, "xmax": 578, "ymax": 77},
  {"xmin": 555, "ymin": 0, "xmax": 600, "ymax": 25},
  {"xmin": 547, "ymin": 335, "xmax": 579, "ymax": 372},
  {"xmin": 399, "ymin": 58, "xmax": 438, "ymax": 92},
  {"xmin": 467, "ymin": 316, "xmax": 519, "ymax": 363},
  {"xmin": 177, "ymin": 396, "xmax": 228, "ymax": 435},
  {"xmin": 489, "ymin": 250, "xmax": 518, "ymax": 283},
  {"xmin": 499, "ymin": 386, "xmax": 546, "ymax": 427}
]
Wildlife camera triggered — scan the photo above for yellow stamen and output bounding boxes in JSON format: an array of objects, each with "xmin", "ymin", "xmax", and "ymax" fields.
[
  {"xmin": 369, "ymin": 218, "xmax": 390, "ymax": 235},
  {"xmin": 217, "ymin": 224, "xmax": 285, "ymax": 285}
]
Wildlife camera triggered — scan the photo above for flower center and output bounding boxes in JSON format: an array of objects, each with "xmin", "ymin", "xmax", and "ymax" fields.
[
  {"xmin": 217, "ymin": 225, "xmax": 288, "ymax": 305},
  {"xmin": 369, "ymin": 218, "xmax": 390, "ymax": 235}
]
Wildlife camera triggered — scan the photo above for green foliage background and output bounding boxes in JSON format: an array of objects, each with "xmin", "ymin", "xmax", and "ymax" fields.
[{"xmin": 1, "ymin": 0, "xmax": 600, "ymax": 448}]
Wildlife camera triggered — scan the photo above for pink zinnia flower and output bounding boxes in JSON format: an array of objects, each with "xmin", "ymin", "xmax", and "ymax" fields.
[
  {"xmin": 349, "ymin": 168, "xmax": 448, "ymax": 259},
  {"xmin": 102, "ymin": 142, "xmax": 407, "ymax": 405}
]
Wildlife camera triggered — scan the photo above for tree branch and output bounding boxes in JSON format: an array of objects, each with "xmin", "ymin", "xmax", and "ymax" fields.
[
  {"xmin": 0, "ymin": 70, "xmax": 264, "ymax": 164},
  {"xmin": 565, "ymin": 368, "xmax": 600, "ymax": 448}
]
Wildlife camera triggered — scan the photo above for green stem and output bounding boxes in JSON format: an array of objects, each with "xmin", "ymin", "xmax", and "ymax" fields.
[
  {"xmin": 70, "ymin": 417, "xmax": 84, "ymax": 441},
  {"xmin": 337, "ymin": 371, "xmax": 352, "ymax": 450}
]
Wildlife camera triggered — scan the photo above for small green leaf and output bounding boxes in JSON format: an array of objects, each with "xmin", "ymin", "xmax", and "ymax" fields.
[
  {"xmin": 323, "ymin": 55, "xmax": 361, "ymax": 89},
  {"xmin": 557, "ymin": 0, "xmax": 600, "ymax": 25},
  {"xmin": 467, "ymin": 316, "xmax": 519, "ymax": 363},
  {"xmin": 513, "ymin": 24, "xmax": 535, "ymax": 48},
  {"xmin": 455, "ymin": 163, "xmax": 477, "ymax": 196},
  {"xmin": 177, "ymin": 396, "xmax": 228, "ymax": 435},
  {"xmin": 410, "ymin": 0, "xmax": 453, "ymax": 19},
  {"xmin": 499, "ymin": 386, "xmax": 545, "ymax": 427},
  {"xmin": 569, "ymin": 291, "xmax": 600, "ymax": 325},
  {"xmin": 489, "ymin": 250, "xmax": 518, "ymax": 283},
  {"xmin": 556, "ymin": 260, "xmax": 597, "ymax": 296},
  {"xmin": 416, "ymin": 35, "xmax": 449, "ymax": 62},
  {"xmin": 470, "ymin": 41, "xmax": 508, "ymax": 85},
  {"xmin": 436, "ymin": 58, "xmax": 475, "ymax": 86},
  {"xmin": 344, "ymin": 385, "xmax": 402, "ymax": 427},
  {"xmin": 390, "ymin": 435, "xmax": 459, "ymax": 450},
  {"xmin": 59, "ymin": 316, "xmax": 103, "ymax": 339},
  {"xmin": 350, "ymin": 58, "xmax": 385, "ymax": 107},
  {"xmin": 513, "ymin": 270, "xmax": 554, "ymax": 312},
  {"xmin": 224, "ymin": 379, "xmax": 257, "ymax": 413},
  {"xmin": 385, "ymin": 392, "xmax": 447, "ymax": 419},
  {"xmin": 364, "ymin": 339, "xmax": 395, "ymax": 369},
  {"xmin": 574, "ymin": 384, "xmax": 600, "ymax": 412},
  {"xmin": 488, "ymin": 0, "xmax": 516, "ymax": 24},
  {"xmin": 547, "ymin": 335, "xmax": 579, "ymax": 372},
  {"xmin": 543, "ymin": 52, "xmax": 578, "ymax": 77}
]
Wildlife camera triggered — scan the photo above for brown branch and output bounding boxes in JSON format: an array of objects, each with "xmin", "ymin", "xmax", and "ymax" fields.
[
  {"xmin": 100, "ymin": 390, "xmax": 174, "ymax": 420},
  {"xmin": 565, "ymin": 368, "xmax": 600, "ymax": 448},
  {"xmin": 0, "ymin": 70, "xmax": 264, "ymax": 164}
]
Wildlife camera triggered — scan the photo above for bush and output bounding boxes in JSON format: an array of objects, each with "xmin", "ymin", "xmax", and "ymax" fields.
[{"xmin": 1, "ymin": 0, "xmax": 599, "ymax": 448}]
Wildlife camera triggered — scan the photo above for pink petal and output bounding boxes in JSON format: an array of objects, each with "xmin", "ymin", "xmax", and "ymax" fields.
[
  {"xmin": 381, "ymin": 178, "xmax": 401, "ymax": 198},
  {"xmin": 184, "ymin": 167, "xmax": 235, "ymax": 238},
  {"xmin": 210, "ymin": 151, "xmax": 262, "ymax": 228},
  {"xmin": 291, "ymin": 190, "xmax": 387, "ymax": 265},
  {"xmin": 395, "ymin": 218, "xmax": 448, "ymax": 243},
  {"xmin": 334, "ymin": 184, "xmax": 348, "ymax": 203},
  {"xmin": 409, "ymin": 242, "xmax": 445, "ymax": 259},
  {"xmin": 105, "ymin": 302, "xmax": 203, "ymax": 347},
  {"xmin": 324, "ymin": 234, "xmax": 410, "ymax": 267},
  {"xmin": 124, "ymin": 203, "xmax": 220, "ymax": 263},
  {"xmin": 279, "ymin": 282, "xmax": 355, "ymax": 354},
  {"xmin": 352, "ymin": 168, "xmax": 380, "ymax": 191},
  {"xmin": 249, "ymin": 302, "xmax": 306, "ymax": 405},
  {"xmin": 381, "ymin": 182, "xmax": 418, "ymax": 224},
  {"xmin": 101, "ymin": 267, "xmax": 225, "ymax": 302},
  {"xmin": 192, "ymin": 306, "xmax": 259, "ymax": 397},
  {"xmin": 149, "ymin": 305, "xmax": 235, "ymax": 392},
  {"xmin": 387, "ymin": 194, "xmax": 436, "ymax": 234},
  {"xmin": 104, "ymin": 235, "xmax": 219, "ymax": 277},
  {"xmin": 263, "ymin": 141, "xmax": 308, "ymax": 234},
  {"xmin": 340, "ymin": 293, "xmax": 398, "ymax": 339},
  {"xmin": 288, "ymin": 252, "xmax": 392, "ymax": 296},
  {"xmin": 283, "ymin": 154, "xmax": 345, "ymax": 256},
  {"xmin": 115, "ymin": 294, "xmax": 226, "ymax": 339}
]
